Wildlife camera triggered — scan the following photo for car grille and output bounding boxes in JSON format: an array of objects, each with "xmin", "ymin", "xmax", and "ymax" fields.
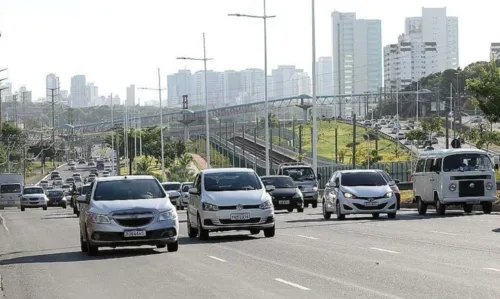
[
  {"xmin": 459, "ymin": 180, "xmax": 484, "ymax": 197},
  {"xmin": 219, "ymin": 218, "xmax": 261, "ymax": 224},
  {"xmin": 115, "ymin": 218, "xmax": 153, "ymax": 227},
  {"xmin": 218, "ymin": 204, "xmax": 260, "ymax": 210},
  {"xmin": 352, "ymin": 203, "xmax": 387, "ymax": 210},
  {"xmin": 112, "ymin": 211, "xmax": 155, "ymax": 227}
]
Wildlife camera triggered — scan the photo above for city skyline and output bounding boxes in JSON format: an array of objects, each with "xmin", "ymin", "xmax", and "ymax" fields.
[{"xmin": 1, "ymin": 0, "xmax": 499, "ymax": 101}]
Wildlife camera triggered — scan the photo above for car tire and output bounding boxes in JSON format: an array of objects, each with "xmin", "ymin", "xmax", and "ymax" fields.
[
  {"xmin": 21, "ymin": 207, "xmax": 25, "ymax": 212},
  {"xmin": 43, "ymin": 206, "xmax": 47, "ymax": 211},
  {"xmin": 304, "ymin": 202, "xmax": 309, "ymax": 208},
  {"xmin": 312, "ymin": 202, "xmax": 318, "ymax": 208},
  {"xmin": 372, "ymin": 213, "xmax": 380, "ymax": 219},
  {"xmin": 435, "ymin": 195, "xmax": 446, "ymax": 216},
  {"xmin": 197, "ymin": 215, "xmax": 209, "ymax": 240},
  {"xmin": 482, "ymin": 202, "xmax": 493, "ymax": 214},
  {"xmin": 62, "ymin": 204, "xmax": 67, "ymax": 209},
  {"xmin": 322, "ymin": 200, "xmax": 331, "ymax": 220},
  {"xmin": 417, "ymin": 198, "xmax": 427, "ymax": 216},
  {"xmin": 250, "ymin": 229, "xmax": 260, "ymax": 235},
  {"xmin": 86, "ymin": 231, "xmax": 98, "ymax": 256},
  {"xmin": 297, "ymin": 207, "xmax": 304, "ymax": 213},
  {"xmin": 463, "ymin": 204, "xmax": 473, "ymax": 214},
  {"xmin": 187, "ymin": 215, "xmax": 198, "ymax": 238},
  {"xmin": 156, "ymin": 244, "xmax": 166, "ymax": 249},
  {"xmin": 387, "ymin": 212, "xmax": 397, "ymax": 219},
  {"xmin": 336, "ymin": 201, "xmax": 345, "ymax": 220},
  {"xmin": 263, "ymin": 225, "xmax": 275, "ymax": 238},
  {"xmin": 80, "ymin": 232, "xmax": 88, "ymax": 253},
  {"xmin": 167, "ymin": 240, "xmax": 179, "ymax": 252}
]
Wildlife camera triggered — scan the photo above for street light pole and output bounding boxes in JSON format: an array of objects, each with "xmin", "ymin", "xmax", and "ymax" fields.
[
  {"xmin": 177, "ymin": 35, "xmax": 214, "ymax": 168},
  {"xmin": 228, "ymin": 1, "xmax": 276, "ymax": 175},
  {"xmin": 311, "ymin": 0, "xmax": 318, "ymax": 176},
  {"xmin": 110, "ymin": 93, "xmax": 115, "ymax": 174}
]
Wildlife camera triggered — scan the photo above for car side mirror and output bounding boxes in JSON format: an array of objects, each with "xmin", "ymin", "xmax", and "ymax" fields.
[
  {"xmin": 317, "ymin": 173, "xmax": 322, "ymax": 180},
  {"xmin": 265, "ymin": 185, "xmax": 275, "ymax": 192},
  {"xmin": 298, "ymin": 185, "xmax": 303, "ymax": 190},
  {"xmin": 188, "ymin": 187, "xmax": 199, "ymax": 195},
  {"xmin": 394, "ymin": 179, "xmax": 400, "ymax": 184}
]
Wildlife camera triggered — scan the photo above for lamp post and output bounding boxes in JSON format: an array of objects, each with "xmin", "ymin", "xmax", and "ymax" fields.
[
  {"xmin": 177, "ymin": 33, "xmax": 213, "ymax": 168},
  {"xmin": 311, "ymin": 0, "xmax": 318, "ymax": 176},
  {"xmin": 228, "ymin": 0, "xmax": 276, "ymax": 176},
  {"xmin": 139, "ymin": 68, "xmax": 167, "ymax": 182}
]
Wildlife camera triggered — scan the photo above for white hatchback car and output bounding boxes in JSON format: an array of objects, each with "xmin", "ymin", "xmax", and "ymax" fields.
[
  {"xmin": 187, "ymin": 168, "xmax": 276, "ymax": 240},
  {"xmin": 322, "ymin": 170, "xmax": 397, "ymax": 220}
]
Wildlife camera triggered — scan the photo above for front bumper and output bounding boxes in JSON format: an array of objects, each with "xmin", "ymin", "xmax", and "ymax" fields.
[
  {"xmin": 302, "ymin": 191, "xmax": 319, "ymax": 203},
  {"xmin": 325, "ymin": 197, "xmax": 397, "ymax": 214},
  {"xmin": 21, "ymin": 199, "xmax": 46, "ymax": 208},
  {"xmin": 272, "ymin": 197, "xmax": 303, "ymax": 210},
  {"xmin": 200, "ymin": 209, "xmax": 275, "ymax": 231},
  {"xmin": 86, "ymin": 219, "xmax": 179, "ymax": 247},
  {"xmin": 441, "ymin": 196, "xmax": 497, "ymax": 204}
]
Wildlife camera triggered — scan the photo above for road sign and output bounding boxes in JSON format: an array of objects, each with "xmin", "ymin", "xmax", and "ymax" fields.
[{"xmin": 451, "ymin": 138, "xmax": 461, "ymax": 149}]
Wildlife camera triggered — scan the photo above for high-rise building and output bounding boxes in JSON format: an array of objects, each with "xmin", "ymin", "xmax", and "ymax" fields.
[
  {"xmin": 292, "ymin": 71, "xmax": 311, "ymax": 96},
  {"xmin": 315, "ymin": 57, "xmax": 334, "ymax": 95},
  {"xmin": 70, "ymin": 75, "xmax": 87, "ymax": 108},
  {"xmin": 223, "ymin": 70, "xmax": 242, "ymax": 106},
  {"xmin": 167, "ymin": 70, "xmax": 195, "ymax": 108},
  {"xmin": 384, "ymin": 34, "xmax": 438, "ymax": 90},
  {"xmin": 46, "ymin": 73, "xmax": 60, "ymax": 103},
  {"xmin": 271, "ymin": 65, "xmax": 301, "ymax": 99},
  {"xmin": 241, "ymin": 68, "xmax": 265, "ymax": 104},
  {"xmin": 491, "ymin": 43, "xmax": 500, "ymax": 61},
  {"xmin": 194, "ymin": 70, "xmax": 223, "ymax": 108},
  {"xmin": 405, "ymin": 7, "xmax": 459, "ymax": 71},
  {"xmin": 86, "ymin": 83, "xmax": 99, "ymax": 106},
  {"xmin": 332, "ymin": 11, "xmax": 382, "ymax": 116},
  {"xmin": 18, "ymin": 86, "xmax": 32, "ymax": 104},
  {"xmin": 126, "ymin": 84, "xmax": 135, "ymax": 106}
]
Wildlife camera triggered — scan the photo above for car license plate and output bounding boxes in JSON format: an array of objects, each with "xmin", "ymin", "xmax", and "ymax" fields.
[
  {"xmin": 364, "ymin": 201, "xmax": 378, "ymax": 207},
  {"xmin": 124, "ymin": 230, "xmax": 146, "ymax": 237},
  {"xmin": 230, "ymin": 213, "xmax": 250, "ymax": 221},
  {"xmin": 466, "ymin": 200, "xmax": 480, "ymax": 204},
  {"xmin": 278, "ymin": 200, "xmax": 290, "ymax": 205}
]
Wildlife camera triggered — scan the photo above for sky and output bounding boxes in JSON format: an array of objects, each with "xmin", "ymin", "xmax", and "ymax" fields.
[{"xmin": 0, "ymin": 0, "xmax": 498, "ymax": 101}]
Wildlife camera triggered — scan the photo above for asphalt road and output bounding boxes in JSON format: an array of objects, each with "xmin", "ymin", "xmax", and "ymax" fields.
[{"xmin": 1, "ymin": 200, "xmax": 500, "ymax": 298}]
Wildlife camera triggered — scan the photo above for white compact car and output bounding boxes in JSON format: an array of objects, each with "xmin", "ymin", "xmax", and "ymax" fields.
[
  {"xmin": 187, "ymin": 168, "xmax": 276, "ymax": 240},
  {"xmin": 21, "ymin": 186, "xmax": 48, "ymax": 211},
  {"xmin": 322, "ymin": 170, "xmax": 397, "ymax": 220}
]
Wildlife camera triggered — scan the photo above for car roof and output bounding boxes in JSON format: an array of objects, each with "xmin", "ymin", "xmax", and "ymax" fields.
[
  {"xmin": 181, "ymin": 181, "xmax": 193, "ymax": 185},
  {"xmin": 201, "ymin": 168, "xmax": 255, "ymax": 174},
  {"xmin": 338, "ymin": 169, "xmax": 382, "ymax": 174},
  {"xmin": 162, "ymin": 182, "xmax": 181, "ymax": 185},
  {"xmin": 95, "ymin": 175, "xmax": 157, "ymax": 182},
  {"xmin": 261, "ymin": 175, "xmax": 291, "ymax": 179}
]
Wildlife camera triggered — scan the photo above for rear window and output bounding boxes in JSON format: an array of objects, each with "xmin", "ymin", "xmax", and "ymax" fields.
[
  {"xmin": 93, "ymin": 179, "xmax": 166, "ymax": 201},
  {"xmin": 1, "ymin": 184, "xmax": 22, "ymax": 193},
  {"xmin": 81, "ymin": 185, "xmax": 90, "ymax": 195},
  {"xmin": 47, "ymin": 190, "xmax": 64, "ymax": 197},
  {"xmin": 281, "ymin": 167, "xmax": 316, "ymax": 180},
  {"xmin": 162, "ymin": 183, "xmax": 181, "ymax": 191},
  {"xmin": 23, "ymin": 187, "xmax": 44, "ymax": 194},
  {"xmin": 66, "ymin": 178, "xmax": 74, "ymax": 181},
  {"xmin": 261, "ymin": 176, "xmax": 296, "ymax": 188},
  {"xmin": 341, "ymin": 172, "xmax": 387, "ymax": 187}
]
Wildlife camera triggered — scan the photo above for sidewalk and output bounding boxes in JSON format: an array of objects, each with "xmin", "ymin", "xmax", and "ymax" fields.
[{"xmin": 191, "ymin": 153, "xmax": 207, "ymax": 170}]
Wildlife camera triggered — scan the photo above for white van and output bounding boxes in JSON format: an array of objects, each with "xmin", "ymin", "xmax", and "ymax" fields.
[
  {"xmin": 412, "ymin": 149, "xmax": 497, "ymax": 215},
  {"xmin": 0, "ymin": 174, "xmax": 23, "ymax": 209}
]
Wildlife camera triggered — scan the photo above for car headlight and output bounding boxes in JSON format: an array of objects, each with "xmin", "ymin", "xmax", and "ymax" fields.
[
  {"xmin": 449, "ymin": 183, "xmax": 457, "ymax": 192},
  {"xmin": 312, "ymin": 186, "xmax": 318, "ymax": 192},
  {"xmin": 159, "ymin": 209, "xmax": 177, "ymax": 221},
  {"xmin": 384, "ymin": 192, "xmax": 394, "ymax": 198},
  {"xmin": 87, "ymin": 212, "xmax": 111, "ymax": 224},
  {"xmin": 486, "ymin": 182, "xmax": 494, "ymax": 190},
  {"xmin": 202, "ymin": 202, "xmax": 219, "ymax": 211},
  {"xmin": 343, "ymin": 192, "xmax": 356, "ymax": 199},
  {"xmin": 259, "ymin": 200, "xmax": 273, "ymax": 209}
]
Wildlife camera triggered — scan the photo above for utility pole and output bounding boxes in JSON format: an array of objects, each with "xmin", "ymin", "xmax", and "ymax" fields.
[
  {"xmin": 48, "ymin": 87, "xmax": 58, "ymax": 167},
  {"xmin": 13, "ymin": 94, "xmax": 18, "ymax": 128}
]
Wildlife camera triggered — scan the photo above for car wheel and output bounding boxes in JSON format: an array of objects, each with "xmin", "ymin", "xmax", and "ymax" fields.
[
  {"xmin": 80, "ymin": 232, "xmax": 88, "ymax": 253},
  {"xmin": 287, "ymin": 208, "xmax": 293, "ymax": 212},
  {"xmin": 263, "ymin": 225, "xmax": 275, "ymax": 238},
  {"xmin": 435, "ymin": 195, "xmax": 446, "ymax": 216},
  {"xmin": 86, "ymin": 232, "xmax": 98, "ymax": 256},
  {"xmin": 372, "ymin": 213, "xmax": 380, "ymax": 219},
  {"xmin": 297, "ymin": 207, "xmax": 304, "ymax": 213},
  {"xmin": 62, "ymin": 204, "xmax": 67, "ymax": 209},
  {"xmin": 417, "ymin": 198, "xmax": 427, "ymax": 215},
  {"xmin": 187, "ymin": 214, "xmax": 198, "ymax": 238},
  {"xmin": 197, "ymin": 215, "xmax": 209, "ymax": 240},
  {"xmin": 463, "ymin": 204, "xmax": 473, "ymax": 214},
  {"xmin": 21, "ymin": 207, "xmax": 25, "ymax": 212},
  {"xmin": 387, "ymin": 212, "xmax": 397, "ymax": 219},
  {"xmin": 312, "ymin": 202, "xmax": 318, "ymax": 208},
  {"xmin": 250, "ymin": 229, "xmax": 260, "ymax": 235},
  {"xmin": 156, "ymin": 244, "xmax": 166, "ymax": 249},
  {"xmin": 336, "ymin": 201, "xmax": 345, "ymax": 220},
  {"xmin": 167, "ymin": 240, "xmax": 179, "ymax": 252},
  {"xmin": 482, "ymin": 202, "xmax": 493, "ymax": 214},
  {"xmin": 322, "ymin": 200, "xmax": 331, "ymax": 220},
  {"xmin": 43, "ymin": 206, "xmax": 47, "ymax": 211}
]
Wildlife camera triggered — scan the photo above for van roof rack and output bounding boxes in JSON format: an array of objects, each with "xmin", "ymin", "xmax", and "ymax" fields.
[{"xmin": 278, "ymin": 162, "xmax": 310, "ymax": 168}]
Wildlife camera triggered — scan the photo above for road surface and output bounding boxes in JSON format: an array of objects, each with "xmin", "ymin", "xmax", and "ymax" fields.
[{"xmin": 1, "ymin": 203, "xmax": 500, "ymax": 298}]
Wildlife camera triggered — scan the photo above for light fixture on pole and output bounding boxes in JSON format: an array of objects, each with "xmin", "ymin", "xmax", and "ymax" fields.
[
  {"xmin": 228, "ymin": 0, "xmax": 276, "ymax": 176},
  {"xmin": 311, "ymin": 0, "xmax": 318, "ymax": 177},
  {"xmin": 177, "ymin": 33, "xmax": 214, "ymax": 168},
  {"xmin": 139, "ymin": 69, "xmax": 167, "ymax": 182}
]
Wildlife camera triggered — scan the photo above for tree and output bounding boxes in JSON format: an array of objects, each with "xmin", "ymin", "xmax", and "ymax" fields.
[
  {"xmin": 421, "ymin": 115, "xmax": 442, "ymax": 139},
  {"xmin": 406, "ymin": 129, "xmax": 427, "ymax": 145},
  {"xmin": 466, "ymin": 60, "xmax": 500, "ymax": 123}
]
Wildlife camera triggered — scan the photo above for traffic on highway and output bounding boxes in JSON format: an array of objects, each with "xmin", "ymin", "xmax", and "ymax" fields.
[{"xmin": 1, "ymin": 144, "xmax": 500, "ymax": 298}]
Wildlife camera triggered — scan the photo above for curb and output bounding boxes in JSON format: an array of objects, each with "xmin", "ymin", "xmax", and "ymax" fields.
[{"xmin": 400, "ymin": 202, "xmax": 500, "ymax": 212}]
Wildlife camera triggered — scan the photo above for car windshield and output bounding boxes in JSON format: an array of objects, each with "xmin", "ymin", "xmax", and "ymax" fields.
[
  {"xmin": 443, "ymin": 153, "xmax": 493, "ymax": 172},
  {"xmin": 281, "ymin": 167, "xmax": 316, "ymax": 181},
  {"xmin": 66, "ymin": 178, "xmax": 74, "ymax": 181},
  {"xmin": 23, "ymin": 187, "xmax": 44, "ymax": 194},
  {"xmin": 47, "ymin": 190, "xmax": 64, "ymax": 197},
  {"xmin": 89, "ymin": 174, "xmax": 96, "ymax": 178},
  {"xmin": 341, "ymin": 172, "xmax": 387, "ymax": 187},
  {"xmin": 1, "ymin": 184, "xmax": 21, "ymax": 193},
  {"xmin": 204, "ymin": 172, "xmax": 262, "ymax": 191},
  {"xmin": 162, "ymin": 183, "xmax": 181, "ymax": 191},
  {"xmin": 62, "ymin": 185, "xmax": 70, "ymax": 189},
  {"xmin": 181, "ymin": 183, "xmax": 193, "ymax": 192},
  {"xmin": 93, "ymin": 179, "xmax": 165, "ymax": 201},
  {"xmin": 261, "ymin": 176, "xmax": 296, "ymax": 188}
]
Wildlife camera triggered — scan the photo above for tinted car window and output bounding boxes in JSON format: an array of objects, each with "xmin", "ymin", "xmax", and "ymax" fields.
[
  {"xmin": 47, "ymin": 190, "xmax": 64, "ymax": 197},
  {"xmin": 1, "ymin": 184, "xmax": 21, "ymax": 193},
  {"xmin": 378, "ymin": 172, "xmax": 393, "ymax": 184},
  {"xmin": 261, "ymin": 176, "xmax": 296, "ymax": 188},
  {"xmin": 93, "ymin": 179, "xmax": 166, "ymax": 201},
  {"xmin": 81, "ymin": 185, "xmax": 91, "ymax": 195},
  {"xmin": 281, "ymin": 167, "xmax": 315, "ymax": 180},
  {"xmin": 204, "ymin": 172, "xmax": 262, "ymax": 191},
  {"xmin": 341, "ymin": 172, "xmax": 387, "ymax": 187},
  {"xmin": 162, "ymin": 183, "xmax": 181, "ymax": 191},
  {"xmin": 23, "ymin": 187, "xmax": 44, "ymax": 194}
]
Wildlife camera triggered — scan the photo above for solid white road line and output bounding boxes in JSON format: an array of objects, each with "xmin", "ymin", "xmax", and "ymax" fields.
[
  {"xmin": 297, "ymin": 235, "xmax": 319, "ymax": 240},
  {"xmin": 429, "ymin": 230, "xmax": 459, "ymax": 236},
  {"xmin": 208, "ymin": 256, "xmax": 227, "ymax": 262},
  {"xmin": 370, "ymin": 247, "xmax": 400, "ymax": 254},
  {"xmin": 483, "ymin": 268, "xmax": 500, "ymax": 272},
  {"xmin": 0, "ymin": 213, "xmax": 10, "ymax": 234},
  {"xmin": 275, "ymin": 278, "xmax": 310, "ymax": 291}
]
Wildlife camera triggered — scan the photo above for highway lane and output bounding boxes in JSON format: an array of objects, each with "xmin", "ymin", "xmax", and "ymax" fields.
[{"xmin": 1, "ymin": 204, "xmax": 500, "ymax": 298}]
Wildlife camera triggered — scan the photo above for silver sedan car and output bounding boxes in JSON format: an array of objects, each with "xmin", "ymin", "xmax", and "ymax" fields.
[{"xmin": 77, "ymin": 175, "xmax": 179, "ymax": 256}]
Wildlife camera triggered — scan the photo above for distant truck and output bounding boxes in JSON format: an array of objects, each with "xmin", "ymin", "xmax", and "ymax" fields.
[{"xmin": 0, "ymin": 173, "xmax": 23, "ymax": 209}]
